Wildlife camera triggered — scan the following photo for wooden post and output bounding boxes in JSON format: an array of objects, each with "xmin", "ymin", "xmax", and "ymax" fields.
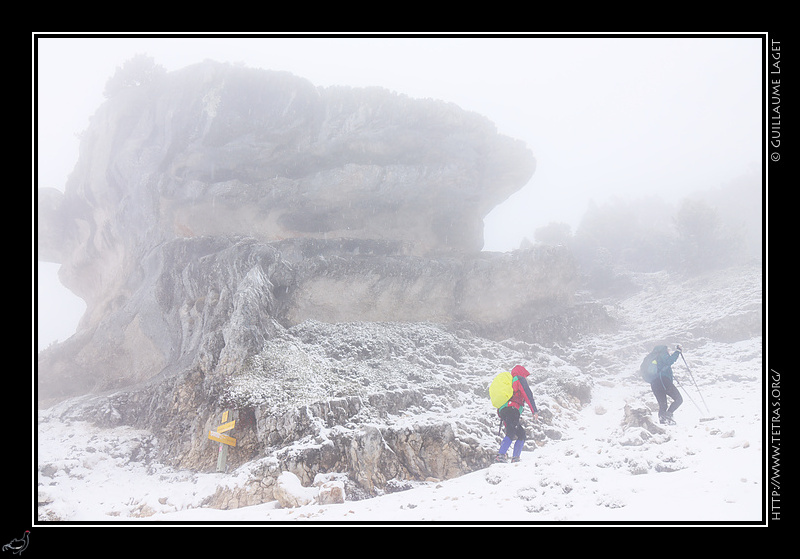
[
  {"xmin": 217, "ymin": 410, "xmax": 228, "ymax": 472},
  {"xmin": 216, "ymin": 441, "xmax": 228, "ymax": 473},
  {"xmin": 210, "ymin": 410, "xmax": 236, "ymax": 472}
]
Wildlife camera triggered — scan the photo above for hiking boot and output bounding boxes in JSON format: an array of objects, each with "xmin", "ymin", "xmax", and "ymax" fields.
[
  {"xmin": 510, "ymin": 456, "xmax": 521, "ymax": 463},
  {"xmin": 659, "ymin": 413, "xmax": 676, "ymax": 425},
  {"xmin": 495, "ymin": 453, "xmax": 508, "ymax": 463}
]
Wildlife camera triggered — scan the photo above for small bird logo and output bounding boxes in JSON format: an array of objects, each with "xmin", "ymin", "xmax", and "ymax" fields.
[{"xmin": 2, "ymin": 531, "xmax": 29, "ymax": 555}]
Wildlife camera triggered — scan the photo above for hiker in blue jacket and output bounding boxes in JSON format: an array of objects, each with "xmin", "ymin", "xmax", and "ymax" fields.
[
  {"xmin": 651, "ymin": 345, "xmax": 683, "ymax": 424},
  {"xmin": 496, "ymin": 365, "xmax": 538, "ymax": 463}
]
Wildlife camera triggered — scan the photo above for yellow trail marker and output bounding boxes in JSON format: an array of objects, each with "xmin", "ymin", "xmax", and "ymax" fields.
[
  {"xmin": 208, "ymin": 430, "xmax": 237, "ymax": 447},
  {"xmin": 217, "ymin": 420, "xmax": 236, "ymax": 433}
]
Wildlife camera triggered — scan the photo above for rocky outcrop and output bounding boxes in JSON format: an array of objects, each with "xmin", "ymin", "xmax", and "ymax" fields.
[
  {"xmin": 40, "ymin": 318, "xmax": 595, "ymax": 505},
  {"xmin": 37, "ymin": 236, "xmax": 583, "ymax": 405},
  {"xmin": 37, "ymin": 61, "xmax": 535, "ymax": 322},
  {"xmin": 36, "ymin": 59, "xmax": 581, "ymax": 405},
  {"xmin": 36, "ymin": 59, "xmax": 606, "ymax": 504}
]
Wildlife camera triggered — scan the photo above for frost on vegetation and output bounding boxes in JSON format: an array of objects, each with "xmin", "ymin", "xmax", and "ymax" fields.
[
  {"xmin": 221, "ymin": 320, "xmax": 469, "ymax": 410},
  {"xmin": 221, "ymin": 319, "xmax": 524, "ymax": 412},
  {"xmin": 224, "ymin": 336, "xmax": 343, "ymax": 409},
  {"xmin": 294, "ymin": 320, "xmax": 473, "ymax": 367}
]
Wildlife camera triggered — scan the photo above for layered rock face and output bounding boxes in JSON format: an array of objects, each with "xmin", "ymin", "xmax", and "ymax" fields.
[
  {"xmin": 37, "ymin": 60, "xmax": 549, "ymax": 399},
  {"xmin": 38, "ymin": 61, "xmax": 534, "ymax": 306},
  {"xmin": 36, "ymin": 60, "xmax": 596, "ymax": 500}
]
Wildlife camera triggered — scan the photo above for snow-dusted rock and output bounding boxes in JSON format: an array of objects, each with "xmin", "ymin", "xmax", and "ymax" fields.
[
  {"xmin": 274, "ymin": 471, "xmax": 317, "ymax": 508},
  {"xmin": 317, "ymin": 481, "xmax": 346, "ymax": 505},
  {"xmin": 35, "ymin": 264, "xmax": 763, "ymax": 522}
]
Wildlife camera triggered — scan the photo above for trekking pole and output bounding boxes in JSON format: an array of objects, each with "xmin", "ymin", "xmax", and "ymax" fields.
[
  {"xmin": 672, "ymin": 374, "xmax": 703, "ymax": 414},
  {"xmin": 679, "ymin": 350, "xmax": 710, "ymax": 413}
]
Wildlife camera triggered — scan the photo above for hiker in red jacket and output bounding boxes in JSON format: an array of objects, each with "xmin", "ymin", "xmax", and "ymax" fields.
[{"xmin": 496, "ymin": 365, "xmax": 538, "ymax": 463}]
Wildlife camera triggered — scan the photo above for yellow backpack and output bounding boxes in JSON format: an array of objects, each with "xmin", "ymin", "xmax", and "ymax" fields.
[{"xmin": 489, "ymin": 372, "xmax": 514, "ymax": 408}]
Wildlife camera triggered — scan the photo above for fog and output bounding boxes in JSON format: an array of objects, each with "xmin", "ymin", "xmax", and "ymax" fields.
[{"xmin": 33, "ymin": 33, "xmax": 764, "ymax": 349}]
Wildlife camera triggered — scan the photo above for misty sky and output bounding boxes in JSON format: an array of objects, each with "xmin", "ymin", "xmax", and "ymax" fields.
[{"xmin": 34, "ymin": 33, "xmax": 765, "ymax": 348}]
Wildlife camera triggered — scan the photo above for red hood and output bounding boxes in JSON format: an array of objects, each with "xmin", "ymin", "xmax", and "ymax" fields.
[{"xmin": 511, "ymin": 365, "xmax": 530, "ymax": 378}]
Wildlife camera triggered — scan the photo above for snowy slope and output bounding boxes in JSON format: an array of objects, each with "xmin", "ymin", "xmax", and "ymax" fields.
[{"xmin": 36, "ymin": 265, "xmax": 763, "ymax": 524}]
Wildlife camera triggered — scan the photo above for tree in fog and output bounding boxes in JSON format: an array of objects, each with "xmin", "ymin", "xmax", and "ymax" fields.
[
  {"xmin": 534, "ymin": 222, "xmax": 572, "ymax": 247},
  {"xmin": 103, "ymin": 54, "xmax": 166, "ymax": 98},
  {"xmin": 673, "ymin": 198, "xmax": 745, "ymax": 273},
  {"xmin": 571, "ymin": 197, "xmax": 677, "ymax": 276}
]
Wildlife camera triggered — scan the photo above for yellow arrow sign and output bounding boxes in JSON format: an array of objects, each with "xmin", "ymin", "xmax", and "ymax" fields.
[
  {"xmin": 208, "ymin": 430, "xmax": 237, "ymax": 447},
  {"xmin": 217, "ymin": 420, "xmax": 236, "ymax": 433}
]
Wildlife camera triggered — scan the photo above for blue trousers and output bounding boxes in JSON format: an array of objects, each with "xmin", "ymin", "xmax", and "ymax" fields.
[
  {"xmin": 498, "ymin": 436, "xmax": 525, "ymax": 458},
  {"xmin": 497, "ymin": 406, "xmax": 526, "ymax": 457},
  {"xmin": 651, "ymin": 376, "xmax": 683, "ymax": 417}
]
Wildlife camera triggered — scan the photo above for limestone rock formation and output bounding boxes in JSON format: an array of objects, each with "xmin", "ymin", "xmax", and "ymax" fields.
[
  {"xmin": 38, "ymin": 60, "xmax": 534, "ymax": 317},
  {"xmin": 36, "ymin": 59, "xmax": 605, "ymax": 502},
  {"xmin": 36, "ymin": 59, "xmax": 555, "ymax": 400}
]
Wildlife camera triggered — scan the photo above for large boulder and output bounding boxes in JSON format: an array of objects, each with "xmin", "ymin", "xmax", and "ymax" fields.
[
  {"xmin": 36, "ymin": 236, "xmax": 579, "ymax": 404},
  {"xmin": 37, "ymin": 60, "xmax": 535, "ymax": 323},
  {"xmin": 35, "ymin": 59, "xmax": 597, "ymax": 496},
  {"xmin": 36, "ymin": 60, "xmax": 573, "ymax": 406}
]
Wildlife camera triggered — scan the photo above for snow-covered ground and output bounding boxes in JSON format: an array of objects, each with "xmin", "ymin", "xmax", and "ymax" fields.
[{"xmin": 35, "ymin": 265, "xmax": 764, "ymax": 525}]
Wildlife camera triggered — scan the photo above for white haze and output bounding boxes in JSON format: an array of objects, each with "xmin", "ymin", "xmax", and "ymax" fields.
[{"xmin": 34, "ymin": 34, "xmax": 763, "ymax": 351}]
